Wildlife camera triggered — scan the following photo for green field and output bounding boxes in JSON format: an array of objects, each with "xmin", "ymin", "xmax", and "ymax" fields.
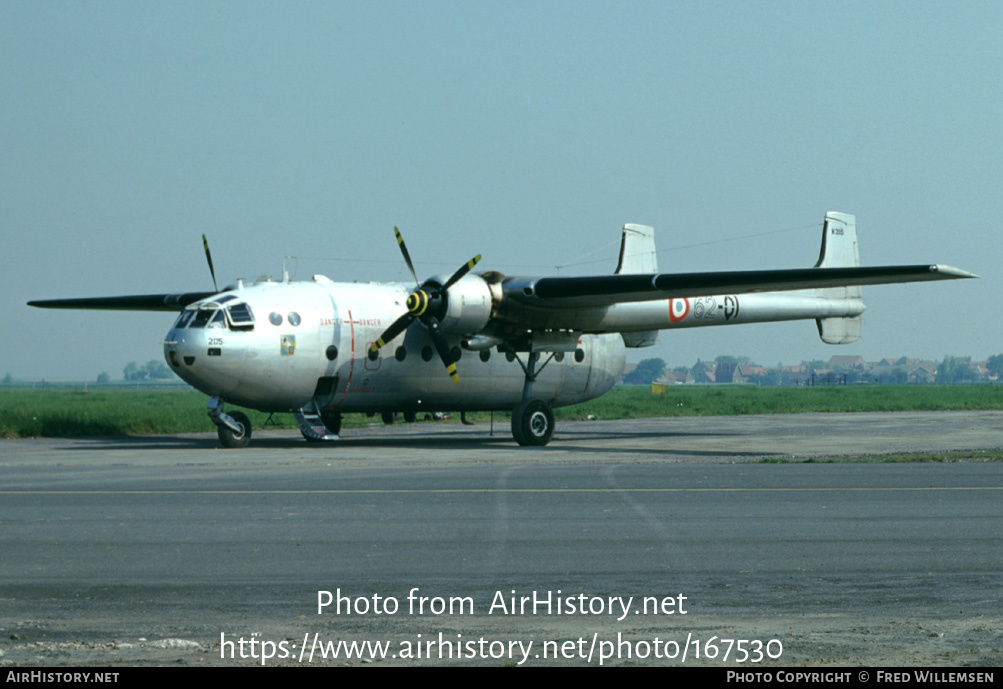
[{"xmin": 1, "ymin": 384, "xmax": 1001, "ymax": 439}]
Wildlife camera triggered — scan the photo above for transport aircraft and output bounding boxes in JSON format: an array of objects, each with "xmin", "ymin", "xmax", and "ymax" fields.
[{"xmin": 29, "ymin": 212, "xmax": 975, "ymax": 447}]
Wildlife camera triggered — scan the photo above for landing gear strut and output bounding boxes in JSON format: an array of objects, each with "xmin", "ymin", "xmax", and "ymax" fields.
[
  {"xmin": 504, "ymin": 346, "xmax": 558, "ymax": 447},
  {"xmin": 207, "ymin": 398, "xmax": 252, "ymax": 449}
]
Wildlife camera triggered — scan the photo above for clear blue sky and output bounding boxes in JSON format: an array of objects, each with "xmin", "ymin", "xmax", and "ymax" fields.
[{"xmin": 3, "ymin": 1, "xmax": 998, "ymax": 380}]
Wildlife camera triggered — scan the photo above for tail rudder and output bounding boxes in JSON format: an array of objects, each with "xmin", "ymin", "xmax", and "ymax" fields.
[
  {"xmin": 616, "ymin": 223, "xmax": 659, "ymax": 347},
  {"xmin": 816, "ymin": 212, "xmax": 863, "ymax": 344},
  {"xmin": 816, "ymin": 211, "xmax": 860, "ymax": 271},
  {"xmin": 615, "ymin": 223, "xmax": 657, "ymax": 274}
]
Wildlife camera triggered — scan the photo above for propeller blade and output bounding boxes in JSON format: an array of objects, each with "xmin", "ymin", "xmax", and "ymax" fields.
[
  {"xmin": 440, "ymin": 254, "xmax": 482, "ymax": 292},
  {"xmin": 394, "ymin": 226, "xmax": 420, "ymax": 286},
  {"xmin": 370, "ymin": 312, "xmax": 414, "ymax": 355},
  {"xmin": 426, "ymin": 317, "xmax": 459, "ymax": 383},
  {"xmin": 202, "ymin": 234, "xmax": 218, "ymax": 293}
]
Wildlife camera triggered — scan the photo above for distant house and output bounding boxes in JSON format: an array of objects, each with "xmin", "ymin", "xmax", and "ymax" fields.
[
  {"xmin": 663, "ymin": 370, "xmax": 694, "ymax": 385},
  {"xmin": 691, "ymin": 360, "xmax": 716, "ymax": 384},
  {"xmin": 828, "ymin": 355, "xmax": 869, "ymax": 371},
  {"xmin": 714, "ymin": 362, "xmax": 742, "ymax": 384}
]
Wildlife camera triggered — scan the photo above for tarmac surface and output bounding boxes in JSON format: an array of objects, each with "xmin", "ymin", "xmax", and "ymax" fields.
[{"xmin": 2, "ymin": 411, "xmax": 1002, "ymax": 666}]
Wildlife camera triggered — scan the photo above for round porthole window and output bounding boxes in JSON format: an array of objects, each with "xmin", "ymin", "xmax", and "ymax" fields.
[
  {"xmin": 288, "ymin": 312, "xmax": 301, "ymax": 326},
  {"xmin": 269, "ymin": 312, "xmax": 282, "ymax": 326}
]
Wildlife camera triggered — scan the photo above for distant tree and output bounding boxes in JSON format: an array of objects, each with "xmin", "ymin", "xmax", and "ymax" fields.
[
  {"xmin": 96, "ymin": 372, "xmax": 110, "ymax": 384},
  {"xmin": 622, "ymin": 358, "xmax": 666, "ymax": 385},
  {"xmin": 763, "ymin": 369, "xmax": 782, "ymax": 386},
  {"xmin": 987, "ymin": 354, "xmax": 1003, "ymax": 380},
  {"xmin": 937, "ymin": 356, "xmax": 977, "ymax": 384},
  {"xmin": 123, "ymin": 362, "xmax": 146, "ymax": 381},
  {"xmin": 2, "ymin": 373, "xmax": 12, "ymax": 386},
  {"xmin": 804, "ymin": 360, "xmax": 828, "ymax": 373},
  {"xmin": 143, "ymin": 360, "xmax": 173, "ymax": 380},
  {"xmin": 713, "ymin": 355, "xmax": 753, "ymax": 365}
]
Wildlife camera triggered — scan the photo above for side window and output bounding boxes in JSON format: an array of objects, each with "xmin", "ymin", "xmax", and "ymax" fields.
[{"xmin": 226, "ymin": 303, "xmax": 255, "ymax": 330}]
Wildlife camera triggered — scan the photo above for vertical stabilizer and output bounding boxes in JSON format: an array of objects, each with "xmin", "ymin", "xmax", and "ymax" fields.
[
  {"xmin": 616, "ymin": 224, "xmax": 658, "ymax": 274},
  {"xmin": 617, "ymin": 223, "xmax": 659, "ymax": 347},
  {"xmin": 815, "ymin": 212, "xmax": 863, "ymax": 344}
]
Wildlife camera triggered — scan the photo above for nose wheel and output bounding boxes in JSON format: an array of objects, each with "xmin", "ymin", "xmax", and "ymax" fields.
[
  {"xmin": 511, "ymin": 398, "xmax": 555, "ymax": 446},
  {"xmin": 217, "ymin": 411, "xmax": 251, "ymax": 449},
  {"xmin": 207, "ymin": 397, "xmax": 252, "ymax": 448}
]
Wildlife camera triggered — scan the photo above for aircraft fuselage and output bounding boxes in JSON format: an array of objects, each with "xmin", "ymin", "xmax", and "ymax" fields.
[{"xmin": 164, "ymin": 277, "xmax": 626, "ymax": 414}]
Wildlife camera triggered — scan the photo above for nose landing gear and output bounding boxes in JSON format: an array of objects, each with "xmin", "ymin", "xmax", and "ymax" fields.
[{"xmin": 207, "ymin": 397, "xmax": 252, "ymax": 448}]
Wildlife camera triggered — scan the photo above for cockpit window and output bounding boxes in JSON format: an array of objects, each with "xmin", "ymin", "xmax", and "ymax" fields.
[
  {"xmin": 190, "ymin": 308, "xmax": 215, "ymax": 328},
  {"xmin": 214, "ymin": 295, "xmax": 237, "ymax": 305},
  {"xmin": 173, "ymin": 310, "xmax": 195, "ymax": 329},
  {"xmin": 208, "ymin": 310, "xmax": 226, "ymax": 328}
]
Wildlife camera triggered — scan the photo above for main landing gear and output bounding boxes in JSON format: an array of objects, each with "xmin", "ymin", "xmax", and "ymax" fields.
[
  {"xmin": 511, "ymin": 397, "xmax": 555, "ymax": 446},
  {"xmin": 505, "ymin": 347, "xmax": 558, "ymax": 447}
]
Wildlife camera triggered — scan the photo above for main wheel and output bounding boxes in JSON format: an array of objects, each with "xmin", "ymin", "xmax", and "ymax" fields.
[
  {"xmin": 511, "ymin": 398, "xmax": 555, "ymax": 446},
  {"xmin": 218, "ymin": 411, "xmax": 251, "ymax": 449},
  {"xmin": 403, "ymin": 410, "xmax": 417, "ymax": 423},
  {"xmin": 381, "ymin": 411, "xmax": 395, "ymax": 425}
]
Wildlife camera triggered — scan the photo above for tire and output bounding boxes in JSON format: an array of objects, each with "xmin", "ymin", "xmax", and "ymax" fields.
[
  {"xmin": 511, "ymin": 398, "xmax": 555, "ymax": 446},
  {"xmin": 403, "ymin": 410, "xmax": 417, "ymax": 423},
  {"xmin": 218, "ymin": 411, "xmax": 251, "ymax": 449},
  {"xmin": 381, "ymin": 411, "xmax": 395, "ymax": 425}
]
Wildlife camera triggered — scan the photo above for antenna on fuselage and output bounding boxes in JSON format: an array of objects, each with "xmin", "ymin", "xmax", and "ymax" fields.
[{"xmin": 202, "ymin": 234, "xmax": 219, "ymax": 293}]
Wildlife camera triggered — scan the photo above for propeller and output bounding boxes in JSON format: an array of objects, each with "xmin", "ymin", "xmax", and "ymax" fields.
[
  {"xmin": 370, "ymin": 226, "xmax": 481, "ymax": 383},
  {"xmin": 202, "ymin": 234, "xmax": 219, "ymax": 292}
]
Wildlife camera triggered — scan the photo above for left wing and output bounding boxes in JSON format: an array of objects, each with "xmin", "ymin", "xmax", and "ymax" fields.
[{"xmin": 27, "ymin": 292, "xmax": 217, "ymax": 311}]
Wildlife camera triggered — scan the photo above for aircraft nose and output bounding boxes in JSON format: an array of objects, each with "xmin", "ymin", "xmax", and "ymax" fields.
[{"xmin": 165, "ymin": 325, "xmax": 242, "ymax": 394}]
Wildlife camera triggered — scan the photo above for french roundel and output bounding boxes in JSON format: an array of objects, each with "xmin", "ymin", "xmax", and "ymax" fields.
[{"xmin": 669, "ymin": 298, "xmax": 690, "ymax": 322}]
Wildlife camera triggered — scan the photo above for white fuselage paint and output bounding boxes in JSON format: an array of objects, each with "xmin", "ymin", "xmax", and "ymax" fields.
[
  {"xmin": 164, "ymin": 277, "xmax": 863, "ymax": 414},
  {"xmin": 164, "ymin": 279, "xmax": 625, "ymax": 413}
]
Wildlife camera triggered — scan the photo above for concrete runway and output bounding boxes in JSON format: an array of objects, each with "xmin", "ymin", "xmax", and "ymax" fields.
[{"xmin": 1, "ymin": 411, "xmax": 1002, "ymax": 666}]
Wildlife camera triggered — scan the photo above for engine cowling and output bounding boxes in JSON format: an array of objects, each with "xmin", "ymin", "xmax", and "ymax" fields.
[{"xmin": 432, "ymin": 274, "xmax": 494, "ymax": 336}]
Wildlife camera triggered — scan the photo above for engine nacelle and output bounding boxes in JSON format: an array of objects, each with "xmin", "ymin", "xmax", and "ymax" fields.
[{"xmin": 433, "ymin": 274, "xmax": 494, "ymax": 336}]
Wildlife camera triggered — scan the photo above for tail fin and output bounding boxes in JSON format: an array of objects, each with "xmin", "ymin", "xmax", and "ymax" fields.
[
  {"xmin": 615, "ymin": 223, "xmax": 657, "ymax": 274},
  {"xmin": 815, "ymin": 211, "xmax": 863, "ymax": 344},
  {"xmin": 616, "ymin": 223, "xmax": 659, "ymax": 347}
]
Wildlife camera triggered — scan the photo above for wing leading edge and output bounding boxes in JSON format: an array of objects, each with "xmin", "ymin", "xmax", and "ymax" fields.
[
  {"xmin": 27, "ymin": 292, "xmax": 217, "ymax": 312},
  {"xmin": 506, "ymin": 264, "xmax": 976, "ymax": 308}
]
